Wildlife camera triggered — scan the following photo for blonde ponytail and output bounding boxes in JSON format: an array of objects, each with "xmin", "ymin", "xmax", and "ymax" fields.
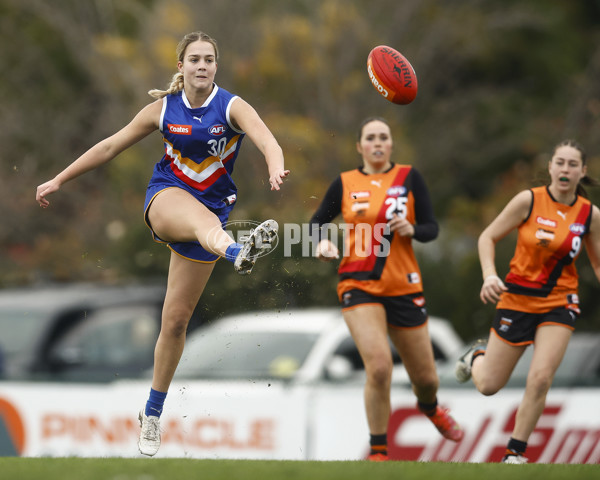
[{"xmin": 148, "ymin": 72, "xmax": 185, "ymax": 99}]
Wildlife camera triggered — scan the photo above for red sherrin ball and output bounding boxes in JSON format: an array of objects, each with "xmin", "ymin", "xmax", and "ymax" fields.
[{"xmin": 367, "ymin": 45, "xmax": 418, "ymax": 105}]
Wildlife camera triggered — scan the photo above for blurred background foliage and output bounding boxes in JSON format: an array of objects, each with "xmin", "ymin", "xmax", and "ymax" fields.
[{"xmin": 2, "ymin": 0, "xmax": 600, "ymax": 339}]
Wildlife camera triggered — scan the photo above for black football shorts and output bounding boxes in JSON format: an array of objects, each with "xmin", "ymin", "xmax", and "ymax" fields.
[
  {"xmin": 493, "ymin": 307, "xmax": 577, "ymax": 345},
  {"xmin": 340, "ymin": 289, "xmax": 428, "ymax": 328}
]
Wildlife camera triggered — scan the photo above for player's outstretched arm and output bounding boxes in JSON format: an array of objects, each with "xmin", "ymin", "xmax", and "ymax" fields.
[{"xmin": 36, "ymin": 100, "xmax": 161, "ymax": 207}]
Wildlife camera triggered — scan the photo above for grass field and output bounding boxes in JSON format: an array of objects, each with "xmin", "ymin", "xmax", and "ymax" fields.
[{"xmin": 0, "ymin": 458, "xmax": 599, "ymax": 480}]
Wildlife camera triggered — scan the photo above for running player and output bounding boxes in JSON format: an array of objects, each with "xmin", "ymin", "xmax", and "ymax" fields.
[
  {"xmin": 310, "ymin": 117, "xmax": 463, "ymax": 461},
  {"xmin": 455, "ymin": 139, "xmax": 600, "ymax": 464},
  {"xmin": 36, "ymin": 31, "xmax": 289, "ymax": 456}
]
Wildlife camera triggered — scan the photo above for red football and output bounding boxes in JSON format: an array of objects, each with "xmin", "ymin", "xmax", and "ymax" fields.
[{"xmin": 367, "ymin": 45, "xmax": 418, "ymax": 105}]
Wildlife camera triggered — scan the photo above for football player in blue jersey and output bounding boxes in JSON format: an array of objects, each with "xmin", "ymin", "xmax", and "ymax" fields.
[{"xmin": 36, "ymin": 31, "xmax": 289, "ymax": 456}]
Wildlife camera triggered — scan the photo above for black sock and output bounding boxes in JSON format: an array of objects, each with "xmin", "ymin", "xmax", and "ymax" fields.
[
  {"xmin": 472, "ymin": 349, "xmax": 486, "ymax": 364},
  {"xmin": 506, "ymin": 437, "xmax": 527, "ymax": 456},
  {"xmin": 417, "ymin": 399, "xmax": 438, "ymax": 417},
  {"xmin": 370, "ymin": 433, "xmax": 387, "ymax": 455}
]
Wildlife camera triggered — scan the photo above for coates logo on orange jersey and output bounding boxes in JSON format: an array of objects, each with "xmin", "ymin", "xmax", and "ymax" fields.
[
  {"xmin": 209, "ymin": 124, "xmax": 227, "ymax": 136},
  {"xmin": 167, "ymin": 124, "xmax": 192, "ymax": 135},
  {"xmin": 0, "ymin": 397, "xmax": 26, "ymax": 456}
]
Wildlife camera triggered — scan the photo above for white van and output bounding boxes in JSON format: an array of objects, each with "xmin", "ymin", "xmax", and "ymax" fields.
[{"xmin": 173, "ymin": 307, "xmax": 465, "ymax": 384}]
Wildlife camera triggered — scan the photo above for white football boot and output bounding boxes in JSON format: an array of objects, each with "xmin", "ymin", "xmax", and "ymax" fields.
[
  {"xmin": 234, "ymin": 219, "xmax": 278, "ymax": 275},
  {"xmin": 502, "ymin": 454, "xmax": 528, "ymax": 464},
  {"xmin": 138, "ymin": 410, "xmax": 161, "ymax": 456},
  {"xmin": 454, "ymin": 339, "xmax": 487, "ymax": 383}
]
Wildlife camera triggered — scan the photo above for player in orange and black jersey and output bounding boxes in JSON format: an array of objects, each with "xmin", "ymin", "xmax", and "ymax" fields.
[
  {"xmin": 310, "ymin": 117, "xmax": 463, "ymax": 461},
  {"xmin": 455, "ymin": 139, "xmax": 600, "ymax": 464}
]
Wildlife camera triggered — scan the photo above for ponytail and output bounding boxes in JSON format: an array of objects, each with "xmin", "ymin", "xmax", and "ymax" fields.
[
  {"xmin": 577, "ymin": 176, "xmax": 600, "ymax": 199},
  {"xmin": 148, "ymin": 72, "xmax": 185, "ymax": 99}
]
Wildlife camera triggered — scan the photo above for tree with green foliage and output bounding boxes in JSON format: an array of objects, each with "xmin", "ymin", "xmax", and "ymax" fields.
[{"xmin": 2, "ymin": 0, "xmax": 600, "ymax": 338}]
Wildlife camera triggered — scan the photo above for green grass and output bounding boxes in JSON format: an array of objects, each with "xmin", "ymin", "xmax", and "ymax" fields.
[{"xmin": 0, "ymin": 458, "xmax": 599, "ymax": 480}]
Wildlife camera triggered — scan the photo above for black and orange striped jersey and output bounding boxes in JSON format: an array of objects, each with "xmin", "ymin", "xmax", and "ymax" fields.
[
  {"xmin": 498, "ymin": 186, "xmax": 593, "ymax": 314},
  {"xmin": 310, "ymin": 163, "xmax": 438, "ymax": 299}
]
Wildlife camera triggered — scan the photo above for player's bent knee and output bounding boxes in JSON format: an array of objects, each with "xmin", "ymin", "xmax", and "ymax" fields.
[
  {"xmin": 476, "ymin": 379, "xmax": 503, "ymax": 396},
  {"xmin": 479, "ymin": 386, "xmax": 500, "ymax": 396}
]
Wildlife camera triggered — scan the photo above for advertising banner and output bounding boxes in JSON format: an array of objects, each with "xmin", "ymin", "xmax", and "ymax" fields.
[{"xmin": 1, "ymin": 381, "xmax": 598, "ymax": 463}]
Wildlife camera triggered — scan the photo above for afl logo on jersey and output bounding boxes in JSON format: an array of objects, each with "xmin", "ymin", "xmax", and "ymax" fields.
[
  {"xmin": 209, "ymin": 124, "xmax": 227, "ymax": 136},
  {"xmin": 570, "ymin": 223, "xmax": 586, "ymax": 235},
  {"xmin": 386, "ymin": 186, "xmax": 406, "ymax": 197},
  {"xmin": 167, "ymin": 124, "xmax": 192, "ymax": 135}
]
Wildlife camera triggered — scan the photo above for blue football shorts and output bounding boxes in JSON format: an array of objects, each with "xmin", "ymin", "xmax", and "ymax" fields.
[{"xmin": 144, "ymin": 183, "xmax": 234, "ymax": 263}]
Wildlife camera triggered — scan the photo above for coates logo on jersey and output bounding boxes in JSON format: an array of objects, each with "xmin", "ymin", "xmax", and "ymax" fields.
[
  {"xmin": 209, "ymin": 124, "xmax": 227, "ymax": 136},
  {"xmin": 536, "ymin": 216, "xmax": 557, "ymax": 228},
  {"xmin": 167, "ymin": 124, "xmax": 192, "ymax": 135},
  {"xmin": 350, "ymin": 191, "xmax": 371, "ymax": 200},
  {"xmin": 570, "ymin": 223, "xmax": 586, "ymax": 235},
  {"xmin": 0, "ymin": 397, "xmax": 26, "ymax": 456},
  {"xmin": 386, "ymin": 186, "xmax": 406, "ymax": 197}
]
